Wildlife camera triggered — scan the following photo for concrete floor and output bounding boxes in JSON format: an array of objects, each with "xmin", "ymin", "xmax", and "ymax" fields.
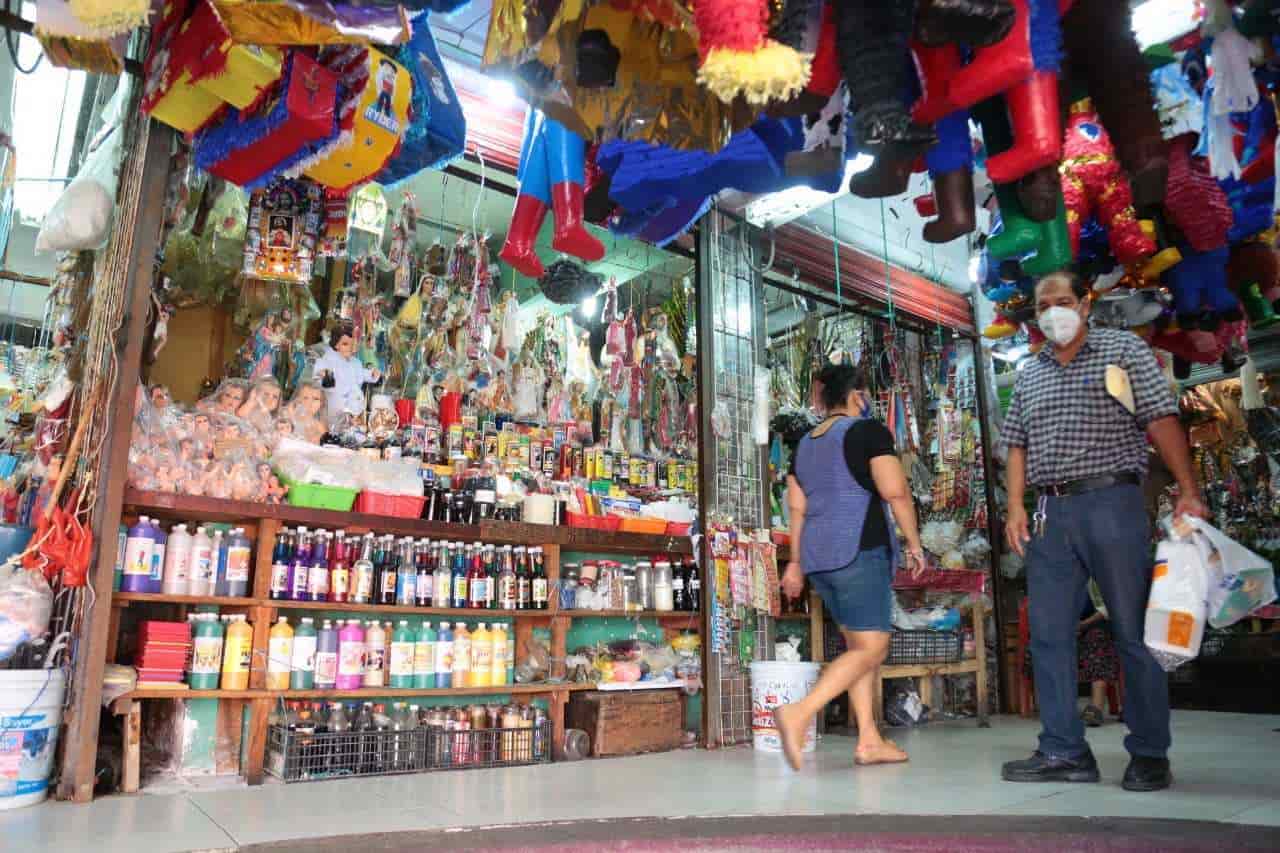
[{"xmin": 3, "ymin": 712, "xmax": 1278, "ymax": 852}]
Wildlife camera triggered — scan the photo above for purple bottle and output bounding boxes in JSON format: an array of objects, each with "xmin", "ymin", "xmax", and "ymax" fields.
[
  {"xmin": 146, "ymin": 520, "xmax": 167, "ymax": 594},
  {"xmin": 336, "ymin": 619, "xmax": 365, "ymax": 690},
  {"xmin": 120, "ymin": 517, "xmax": 154, "ymax": 593},
  {"xmin": 289, "ymin": 527, "xmax": 312, "ymax": 601}
]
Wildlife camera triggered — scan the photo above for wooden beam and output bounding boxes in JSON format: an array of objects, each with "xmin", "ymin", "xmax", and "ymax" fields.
[{"xmin": 58, "ymin": 121, "xmax": 174, "ymax": 803}]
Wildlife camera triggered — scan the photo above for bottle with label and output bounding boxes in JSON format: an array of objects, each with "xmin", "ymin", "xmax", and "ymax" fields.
[
  {"xmin": 328, "ymin": 531, "xmax": 349, "ymax": 603},
  {"xmin": 148, "ymin": 521, "xmax": 167, "ymax": 594},
  {"xmin": 686, "ymin": 558, "xmax": 701, "ymax": 612},
  {"xmin": 289, "ymin": 527, "xmax": 312, "ymax": 602},
  {"xmin": 336, "ymin": 619, "xmax": 366, "ymax": 690},
  {"xmin": 435, "ymin": 621, "xmax": 454, "ymax": 688},
  {"xmin": 415, "ymin": 540, "xmax": 433, "ymax": 607},
  {"xmin": 363, "ymin": 620, "xmax": 387, "ymax": 687},
  {"xmin": 269, "ymin": 528, "xmax": 292, "ymax": 600},
  {"xmin": 451, "ymin": 622, "xmax": 471, "ymax": 687},
  {"xmin": 531, "ymin": 547, "xmax": 548, "ymax": 610},
  {"xmin": 373, "ymin": 536, "xmax": 393, "ymax": 605},
  {"xmin": 160, "ymin": 523, "xmax": 190, "ymax": 596},
  {"xmin": 308, "ymin": 531, "xmax": 331, "ymax": 602},
  {"xmin": 390, "ymin": 620, "xmax": 416, "ymax": 688},
  {"xmin": 211, "ymin": 529, "xmax": 227, "ymax": 596},
  {"xmin": 671, "ymin": 558, "xmax": 687, "ymax": 611},
  {"xmin": 290, "ymin": 617, "xmax": 317, "ymax": 689},
  {"xmin": 467, "ymin": 543, "xmax": 486, "ymax": 609},
  {"xmin": 434, "ymin": 542, "xmax": 452, "ymax": 610},
  {"xmin": 315, "ymin": 619, "xmax": 339, "ymax": 689},
  {"xmin": 225, "ymin": 527, "xmax": 252, "ymax": 597},
  {"xmin": 654, "ymin": 560, "xmax": 674, "ymax": 611},
  {"xmin": 452, "ymin": 544, "xmax": 469, "ymax": 608},
  {"xmin": 395, "ymin": 538, "xmax": 416, "ymax": 606},
  {"xmin": 489, "ymin": 622, "xmax": 508, "ymax": 687},
  {"xmin": 498, "ymin": 546, "xmax": 517, "ymax": 610},
  {"xmin": 221, "ymin": 614, "xmax": 252, "ymax": 690},
  {"xmin": 352, "ymin": 533, "xmax": 375, "ymax": 604},
  {"xmin": 485, "ymin": 545, "xmax": 499, "ymax": 609},
  {"xmin": 188, "ymin": 613, "xmax": 224, "ymax": 689},
  {"xmin": 414, "ymin": 621, "xmax": 437, "ymax": 688},
  {"xmin": 266, "ymin": 617, "xmax": 294, "ymax": 690},
  {"xmin": 516, "ymin": 547, "xmax": 532, "ymax": 610},
  {"xmin": 188, "ymin": 526, "xmax": 215, "ymax": 596},
  {"xmin": 470, "ymin": 622, "xmax": 492, "ymax": 687},
  {"xmin": 505, "ymin": 620, "xmax": 516, "ymax": 684}
]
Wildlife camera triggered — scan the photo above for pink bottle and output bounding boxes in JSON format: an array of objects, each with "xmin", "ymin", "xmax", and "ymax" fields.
[{"xmin": 336, "ymin": 619, "xmax": 366, "ymax": 690}]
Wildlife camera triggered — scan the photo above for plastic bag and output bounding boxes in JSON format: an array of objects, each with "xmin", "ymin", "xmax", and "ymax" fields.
[
  {"xmin": 0, "ymin": 564, "xmax": 53, "ymax": 663},
  {"xmin": 1144, "ymin": 535, "xmax": 1209, "ymax": 671},
  {"xmin": 1184, "ymin": 517, "xmax": 1277, "ymax": 628}
]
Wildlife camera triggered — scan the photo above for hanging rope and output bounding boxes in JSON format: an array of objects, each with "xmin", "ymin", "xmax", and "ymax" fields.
[
  {"xmin": 831, "ymin": 202, "xmax": 841, "ymax": 308},
  {"xmin": 879, "ymin": 198, "xmax": 895, "ymax": 329}
]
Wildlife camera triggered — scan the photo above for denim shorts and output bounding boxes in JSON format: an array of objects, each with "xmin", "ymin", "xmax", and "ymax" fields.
[{"xmin": 807, "ymin": 546, "xmax": 894, "ymax": 632}]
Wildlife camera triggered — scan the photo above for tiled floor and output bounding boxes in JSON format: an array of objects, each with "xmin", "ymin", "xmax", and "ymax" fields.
[{"xmin": 3, "ymin": 711, "xmax": 1278, "ymax": 852}]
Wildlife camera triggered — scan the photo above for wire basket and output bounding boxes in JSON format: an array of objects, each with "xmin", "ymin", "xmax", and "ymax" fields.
[
  {"xmin": 885, "ymin": 629, "xmax": 963, "ymax": 665},
  {"xmin": 266, "ymin": 719, "xmax": 552, "ymax": 782}
]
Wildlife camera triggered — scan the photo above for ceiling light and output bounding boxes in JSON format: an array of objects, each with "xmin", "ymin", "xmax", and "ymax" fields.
[
  {"xmin": 580, "ymin": 295, "xmax": 597, "ymax": 318},
  {"xmin": 742, "ymin": 153, "xmax": 875, "ymax": 229},
  {"xmin": 1131, "ymin": 0, "xmax": 1200, "ymax": 50},
  {"xmin": 486, "ymin": 77, "xmax": 520, "ymax": 109}
]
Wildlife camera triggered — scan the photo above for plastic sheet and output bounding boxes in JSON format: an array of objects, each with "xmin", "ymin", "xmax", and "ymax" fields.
[{"xmin": 0, "ymin": 564, "xmax": 53, "ymax": 663}]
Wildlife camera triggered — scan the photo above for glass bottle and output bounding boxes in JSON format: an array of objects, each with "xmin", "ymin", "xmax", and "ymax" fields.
[
  {"xmin": 498, "ymin": 546, "xmax": 517, "ymax": 610},
  {"xmin": 515, "ymin": 546, "xmax": 531, "ymax": 610},
  {"xmin": 351, "ymin": 533, "xmax": 375, "ymax": 604},
  {"xmin": 653, "ymin": 560, "xmax": 674, "ymax": 611},
  {"xmin": 467, "ymin": 542, "xmax": 487, "ymax": 609},
  {"xmin": 531, "ymin": 547, "xmax": 548, "ymax": 610},
  {"xmin": 415, "ymin": 539, "xmax": 433, "ymax": 607}
]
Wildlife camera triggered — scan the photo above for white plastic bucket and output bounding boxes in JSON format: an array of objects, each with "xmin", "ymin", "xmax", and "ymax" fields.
[
  {"xmin": 0, "ymin": 670, "xmax": 65, "ymax": 809},
  {"xmin": 750, "ymin": 661, "xmax": 820, "ymax": 753}
]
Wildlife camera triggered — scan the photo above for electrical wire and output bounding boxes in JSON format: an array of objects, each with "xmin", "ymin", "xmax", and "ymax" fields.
[{"xmin": 4, "ymin": 0, "xmax": 42, "ymax": 74}]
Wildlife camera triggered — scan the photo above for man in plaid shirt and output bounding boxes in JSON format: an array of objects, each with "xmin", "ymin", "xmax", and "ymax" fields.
[{"xmin": 1000, "ymin": 272, "xmax": 1207, "ymax": 793}]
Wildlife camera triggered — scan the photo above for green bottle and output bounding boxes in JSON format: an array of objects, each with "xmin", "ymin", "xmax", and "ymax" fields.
[
  {"xmin": 290, "ymin": 617, "xmax": 318, "ymax": 690},
  {"xmin": 390, "ymin": 619, "xmax": 417, "ymax": 689},
  {"xmin": 188, "ymin": 613, "xmax": 224, "ymax": 690},
  {"xmin": 414, "ymin": 621, "xmax": 437, "ymax": 689}
]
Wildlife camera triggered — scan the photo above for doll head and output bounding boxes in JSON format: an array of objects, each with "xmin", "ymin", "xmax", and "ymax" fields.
[
  {"xmin": 274, "ymin": 418, "xmax": 293, "ymax": 437},
  {"xmin": 215, "ymin": 379, "xmax": 249, "ymax": 416},
  {"xmin": 150, "ymin": 385, "xmax": 172, "ymax": 410},
  {"xmin": 330, "ymin": 322, "xmax": 357, "ymax": 360},
  {"xmin": 240, "ymin": 377, "xmax": 283, "ymax": 421},
  {"xmin": 292, "ymin": 381, "xmax": 327, "ymax": 418}
]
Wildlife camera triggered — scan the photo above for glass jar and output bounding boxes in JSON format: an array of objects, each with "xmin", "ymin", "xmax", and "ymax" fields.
[
  {"xmin": 561, "ymin": 563, "xmax": 580, "ymax": 610},
  {"xmin": 653, "ymin": 560, "xmax": 674, "ymax": 611},
  {"xmin": 621, "ymin": 568, "xmax": 640, "ymax": 612},
  {"xmin": 635, "ymin": 560, "xmax": 654, "ymax": 610}
]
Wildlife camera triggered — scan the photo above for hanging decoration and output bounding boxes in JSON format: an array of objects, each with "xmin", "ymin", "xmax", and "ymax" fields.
[{"xmin": 241, "ymin": 178, "xmax": 323, "ymax": 284}]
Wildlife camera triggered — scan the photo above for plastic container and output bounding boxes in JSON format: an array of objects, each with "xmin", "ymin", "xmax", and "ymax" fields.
[
  {"xmin": 355, "ymin": 491, "xmax": 427, "ymax": 519},
  {"xmin": 282, "ymin": 476, "xmax": 359, "ymax": 512},
  {"xmin": 0, "ymin": 523, "xmax": 33, "ymax": 565},
  {"xmin": 565, "ymin": 511, "xmax": 621, "ymax": 532},
  {"xmin": 619, "ymin": 517, "xmax": 668, "ymax": 535},
  {"xmin": 266, "ymin": 617, "xmax": 294, "ymax": 690},
  {"xmin": 290, "ymin": 617, "xmax": 317, "ymax": 690},
  {"xmin": 221, "ymin": 615, "xmax": 253, "ymax": 690},
  {"xmin": 749, "ymin": 661, "xmax": 821, "ymax": 754},
  {"xmin": 665, "ymin": 522, "xmax": 692, "ymax": 537},
  {"xmin": 188, "ymin": 614, "xmax": 224, "ymax": 689},
  {"xmin": 0, "ymin": 670, "xmax": 66, "ymax": 809}
]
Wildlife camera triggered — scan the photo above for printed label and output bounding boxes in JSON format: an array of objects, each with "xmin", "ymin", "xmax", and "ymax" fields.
[
  {"xmin": 1166, "ymin": 610, "xmax": 1194, "ymax": 649},
  {"xmin": 1153, "ymin": 560, "xmax": 1169, "ymax": 580},
  {"xmin": 390, "ymin": 642, "xmax": 415, "ymax": 677},
  {"xmin": 309, "ymin": 566, "xmax": 330, "ymax": 599},
  {"xmin": 123, "ymin": 540, "xmax": 151, "ymax": 577},
  {"xmin": 268, "ymin": 637, "xmax": 293, "ymax": 674},
  {"xmin": 225, "ymin": 546, "xmax": 251, "ymax": 582},
  {"xmin": 315, "ymin": 651, "xmax": 338, "ymax": 684},
  {"xmin": 436, "ymin": 641, "xmax": 453, "ymax": 673},
  {"xmin": 191, "ymin": 636, "xmax": 223, "ymax": 674},
  {"xmin": 270, "ymin": 562, "xmax": 289, "ymax": 595},
  {"xmin": 290, "ymin": 565, "xmax": 310, "ymax": 598},
  {"xmin": 532, "ymin": 578, "xmax": 548, "ymax": 604},
  {"xmin": 338, "ymin": 642, "xmax": 365, "ymax": 677},
  {"xmin": 331, "ymin": 568, "xmax": 350, "ymax": 599},
  {"xmin": 414, "ymin": 641, "xmax": 435, "ymax": 674},
  {"xmin": 291, "ymin": 637, "xmax": 317, "ymax": 672}
]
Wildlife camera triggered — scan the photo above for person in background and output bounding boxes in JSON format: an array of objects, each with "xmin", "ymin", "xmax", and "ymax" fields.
[
  {"xmin": 773, "ymin": 363, "xmax": 926, "ymax": 771},
  {"xmin": 1023, "ymin": 580, "xmax": 1119, "ymax": 728},
  {"xmin": 1001, "ymin": 271, "xmax": 1207, "ymax": 792}
]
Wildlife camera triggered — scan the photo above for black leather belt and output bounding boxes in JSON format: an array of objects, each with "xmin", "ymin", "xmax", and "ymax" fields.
[{"xmin": 1038, "ymin": 472, "xmax": 1140, "ymax": 498}]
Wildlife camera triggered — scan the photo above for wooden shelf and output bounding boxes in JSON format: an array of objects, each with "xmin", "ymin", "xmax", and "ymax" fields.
[
  {"xmin": 558, "ymin": 609, "xmax": 701, "ymax": 621},
  {"xmin": 119, "ymin": 682, "xmax": 598, "ymax": 703},
  {"xmin": 113, "ymin": 592, "xmax": 258, "ymax": 608},
  {"xmin": 125, "ymin": 489, "xmax": 692, "ymax": 555},
  {"xmin": 270, "ymin": 599, "xmax": 553, "ymax": 619}
]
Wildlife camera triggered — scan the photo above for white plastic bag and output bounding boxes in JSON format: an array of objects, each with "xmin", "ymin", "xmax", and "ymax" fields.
[
  {"xmin": 1144, "ymin": 537, "xmax": 1208, "ymax": 671},
  {"xmin": 1185, "ymin": 517, "xmax": 1277, "ymax": 629}
]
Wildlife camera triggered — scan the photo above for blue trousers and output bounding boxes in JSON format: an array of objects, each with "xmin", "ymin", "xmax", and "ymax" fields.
[{"xmin": 1027, "ymin": 483, "xmax": 1170, "ymax": 759}]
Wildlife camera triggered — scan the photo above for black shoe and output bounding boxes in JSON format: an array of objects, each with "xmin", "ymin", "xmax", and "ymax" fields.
[
  {"xmin": 1002, "ymin": 750, "xmax": 1101, "ymax": 783},
  {"xmin": 1122, "ymin": 756, "xmax": 1172, "ymax": 792},
  {"xmin": 1081, "ymin": 705, "xmax": 1104, "ymax": 728}
]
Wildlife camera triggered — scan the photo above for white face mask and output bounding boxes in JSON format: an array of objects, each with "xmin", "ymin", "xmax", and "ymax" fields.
[{"xmin": 1038, "ymin": 305, "xmax": 1084, "ymax": 347}]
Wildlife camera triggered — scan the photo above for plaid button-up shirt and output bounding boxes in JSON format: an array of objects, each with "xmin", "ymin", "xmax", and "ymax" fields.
[{"xmin": 1000, "ymin": 327, "xmax": 1178, "ymax": 487}]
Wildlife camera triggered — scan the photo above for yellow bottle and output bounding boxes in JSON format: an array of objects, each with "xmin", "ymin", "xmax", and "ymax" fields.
[
  {"xmin": 470, "ymin": 622, "xmax": 492, "ymax": 688},
  {"xmin": 489, "ymin": 623, "xmax": 508, "ymax": 687},
  {"xmin": 221, "ymin": 614, "xmax": 253, "ymax": 690},
  {"xmin": 266, "ymin": 616, "xmax": 294, "ymax": 691}
]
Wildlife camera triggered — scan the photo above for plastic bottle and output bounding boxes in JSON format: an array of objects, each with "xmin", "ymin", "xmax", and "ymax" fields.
[
  {"xmin": 434, "ymin": 543, "xmax": 451, "ymax": 610},
  {"xmin": 415, "ymin": 541, "xmax": 433, "ymax": 607},
  {"xmin": 315, "ymin": 619, "xmax": 339, "ymax": 689},
  {"xmin": 336, "ymin": 619, "xmax": 365, "ymax": 690},
  {"xmin": 290, "ymin": 617, "xmax": 317, "ymax": 690},
  {"xmin": 161, "ymin": 523, "xmax": 192, "ymax": 596},
  {"xmin": 489, "ymin": 622, "xmax": 508, "ymax": 687},
  {"xmin": 435, "ymin": 621, "xmax": 454, "ymax": 688},
  {"xmin": 221, "ymin": 614, "xmax": 252, "ymax": 690},
  {"xmin": 188, "ymin": 613, "xmax": 224, "ymax": 689},
  {"xmin": 308, "ymin": 531, "xmax": 331, "ymax": 602},
  {"xmin": 505, "ymin": 621, "xmax": 515, "ymax": 685},
  {"xmin": 329, "ymin": 531, "xmax": 350, "ymax": 604},
  {"xmin": 211, "ymin": 529, "xmax": 229, "ymax": 597},
  {"xmin": 470, "ymin": 622, "xmax": 492, "ymax": 688},
  {"xmin": 189, "ymin": 526, "xmax": 215, "ymax": 596},
  {"xmin": 327, "ymin": 702, "xmax": 352, "ymax": 774},
  {"xmin": 414, "ymin": 621, "xmax": 437, "ymax": 689},
  {"xmin": 289, "ymin": 527, "xmax": 312, "ymax": 602},
  {"xmin": 148, "ymin": 521, "xmax": 167, "ymax": 594},
  {"xmin": 352, "ymin": 533, "xmax": 375, "ymax": 604},
  {"xmin": 267, "ymin": 616, "xmax": 294, "ymax": 690},
  {"xmin": 224, "ymin": 527, "xmax": 252, "ymax": 598},
  {"xmin": 451, "ymin": 622, "xmax": 471, "ymax": 686},
  {"xmin": 390, "ymin": 620, "xmax": 416, "ymax": 688},
  {"xmin": 452, "ymin": 544, "xmax": 469, "ymax": 608},
  {"xmin": 363, "ymin": 620, "xmax": 387, "ymax": 688},
  {"xmin": 269, "ymin": 529, "xmax": 291, "ymax": 600},
  {"xmin": 377, "ymin": 536, "xmax": 398, "ymax": 606},
  {"xmin": 395, "ymin": 539, "xmax": 416, "ymax": 606},
  {"xmin": 113, "ymin": 525, "xmax": 127, "ymax": 592},
  {"xmin": 468, "ymin": 545, "xmax": 487, "ymax": 609}
]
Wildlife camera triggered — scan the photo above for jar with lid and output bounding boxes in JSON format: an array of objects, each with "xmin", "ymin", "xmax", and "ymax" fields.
[
  {"xmin": 635, "ymin": 560, "xmax": 654, "ymax": 610},
  {"xmin": 560, "ymin": 563, "xmax": 580, "ymax": 610},
  {"xmin": 621, "ymin": 567, "xmax": 640, "ymax": 612},
  {"xmin": 653, "ymin": 560, "xmax": 674, "ymax": 611}
]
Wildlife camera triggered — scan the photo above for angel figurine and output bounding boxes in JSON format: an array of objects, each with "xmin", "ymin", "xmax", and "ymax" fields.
[
  {"xmin": 238, "ymin": 309, "xmax": 290, "ymax": 381},
  {"xmin": 512, "ymin": 354, "xmax": 545, "ymax": 422},
  {"xmin": 491, "ymin": 289, "xmax": 520, "ymax": 362}
]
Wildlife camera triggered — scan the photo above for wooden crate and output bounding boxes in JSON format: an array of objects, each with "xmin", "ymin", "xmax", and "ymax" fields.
[{"xmin": 566, "ymin": 689, "xmax": 683, "ymax": 757}]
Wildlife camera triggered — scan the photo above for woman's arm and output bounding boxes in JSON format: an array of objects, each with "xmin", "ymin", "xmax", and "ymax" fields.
[
  {"xmin": 870, "ymin": 455, "xmax": 925, "ymax": 574},
  {"xmin": 782, "ymin": 475, "xmax": 806, "ymax": 598}
]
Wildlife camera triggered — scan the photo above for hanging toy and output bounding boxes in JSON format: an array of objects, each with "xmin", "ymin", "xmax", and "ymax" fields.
[
  {"xmin": 690, "ymin": 0, "xmax": 812, "ymax": 107},
  {"xmin": 499, "ymin": 110, "xmax": 606, "ymax": 278}
]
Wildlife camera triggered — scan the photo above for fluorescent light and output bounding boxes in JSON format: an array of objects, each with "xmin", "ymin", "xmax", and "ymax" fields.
[
  {"xmin": 486, "ymin": 77, "xmax": 520, "ymax": 108},
  {"xmin": 1131, "ymin": 0, "xmax": 1199, "ymax": 50},
  {"xmin": 580, "ymin": 295, "xmax": 597, "ymax": 318},
  {"xmin": 743, "ymin": 153, "xmax": 875, "ymax": 228}
]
